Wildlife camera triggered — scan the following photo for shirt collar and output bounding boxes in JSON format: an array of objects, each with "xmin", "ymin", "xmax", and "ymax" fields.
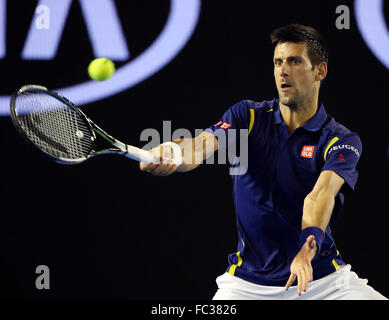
[{"xmin": 273, "ymin": 99, "xmax": 328, "ymax": 132}]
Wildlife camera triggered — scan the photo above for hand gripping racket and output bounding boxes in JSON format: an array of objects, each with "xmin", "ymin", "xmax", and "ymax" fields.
[{"xmin": 9, "ymin": 84, "xmax": 183, "ymax": 166}]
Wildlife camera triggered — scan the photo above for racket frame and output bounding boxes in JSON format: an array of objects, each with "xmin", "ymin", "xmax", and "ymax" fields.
[{"xmin": 10, "ymin": 85, "xmax": 159, "ymax": 165}]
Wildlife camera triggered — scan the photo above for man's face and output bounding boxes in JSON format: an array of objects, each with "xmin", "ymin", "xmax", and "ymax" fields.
[{"xmin": 273, "ymin": 42, "xmax": 319, "ymax": 109}]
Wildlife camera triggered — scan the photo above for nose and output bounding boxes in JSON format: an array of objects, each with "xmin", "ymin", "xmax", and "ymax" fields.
[{"xmin": 279, "ymin": 62, "xmax": 289, "ymax": 77}]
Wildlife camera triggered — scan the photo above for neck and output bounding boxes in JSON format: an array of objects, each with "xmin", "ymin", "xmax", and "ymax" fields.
[{"xmin": 279, "ymin": 97, "xmax": 319, "ymax": 133}]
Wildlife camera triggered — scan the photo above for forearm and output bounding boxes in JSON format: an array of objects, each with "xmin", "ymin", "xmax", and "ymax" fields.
[
  {"xmin": 302, "ymin": 190, "xmax": 335, "ymax": 232},
  {"xmin": 288, "ymin": 171, "xmax": 344, "ymax": 294},
  {"xmin": 173, "ymin": 132, "xmax": 218, "ymax": 172}
]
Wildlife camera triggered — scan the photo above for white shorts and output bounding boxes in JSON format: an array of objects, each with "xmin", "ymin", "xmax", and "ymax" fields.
[{"xmin": 212, "ymin": 265, "xmax": 387, "ymax": 300}]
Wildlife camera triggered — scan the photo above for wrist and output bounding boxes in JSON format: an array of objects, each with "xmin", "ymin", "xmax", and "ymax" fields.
[{"xmin": 298, "ymin": 227, "xmax": 325, "ymax": 255}]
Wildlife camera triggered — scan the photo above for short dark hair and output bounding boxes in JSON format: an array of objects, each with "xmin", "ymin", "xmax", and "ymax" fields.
[{"xmin": 270, "ymin": 24, "xmax": 328, "ymax": 67}]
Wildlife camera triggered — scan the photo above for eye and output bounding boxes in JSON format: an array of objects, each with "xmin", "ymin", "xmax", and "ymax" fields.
[
  {"xmin": 274, "ymin": 60, "xmax": 282, "ymax": 67},
  {"xmin": 292, "ymin": 58, "xmax": 301, "ymax": 65}
]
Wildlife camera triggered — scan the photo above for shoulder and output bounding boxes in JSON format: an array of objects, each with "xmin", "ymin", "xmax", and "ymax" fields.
[
  {"xmin": 239, "ymin": 99, "xmax": 278, "ymax": 135},
  {"xmin": 237, "ymin": 98, "xmax": 277, "ymax": 121},
  {"xmin": 323, "ymin": 115, "xmax": 361, "ymax": 145},
  {"xmin": 321, "ymin": 115, "xmax": 362, "ymax": 161},
  {"xmin": 226, "ymin": 98, "xmax": 277, "ymax": 122},
  {"xmin": 244, "ymin": 98, "xmax": 277, "ymax": 112}
]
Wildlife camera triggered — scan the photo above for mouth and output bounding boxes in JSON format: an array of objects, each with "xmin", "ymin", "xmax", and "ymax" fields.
[{"xmin": 280, "ymin": 83, "xmax": 293, "ymax": 91}]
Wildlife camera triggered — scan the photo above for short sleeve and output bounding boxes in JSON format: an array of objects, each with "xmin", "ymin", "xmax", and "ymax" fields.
[
  {"xmin": 321, "ymin": 134, "xmax": 362, "ymax": 192},
  {"xmin": 204, "ymin": 100, "xmax": 250, "ymax": 151}
]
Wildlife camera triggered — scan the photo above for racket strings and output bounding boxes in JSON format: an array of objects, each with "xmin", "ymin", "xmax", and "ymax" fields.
[{"xmin": 15, "ymin": 92, "xmax": 93, "ymax": 161}]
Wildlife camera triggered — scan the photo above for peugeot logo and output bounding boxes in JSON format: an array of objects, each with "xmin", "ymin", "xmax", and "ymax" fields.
[{"xmin": 0, "ymin": 0, "xmax": 201, "ymax": 115}]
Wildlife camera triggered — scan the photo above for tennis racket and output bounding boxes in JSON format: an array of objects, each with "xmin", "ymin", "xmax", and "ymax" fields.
[{"xmin": 9, "ymin": 84, "xmax": 182, "ymax": 165}]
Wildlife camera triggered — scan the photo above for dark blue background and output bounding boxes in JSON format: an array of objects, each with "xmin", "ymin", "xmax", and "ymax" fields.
[{"xmin": 0, "ymin": 0, "xmax": 388, "ymax": 299}]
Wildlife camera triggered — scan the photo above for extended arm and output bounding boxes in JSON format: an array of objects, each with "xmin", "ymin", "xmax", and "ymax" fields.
[
  {"xmin": 285, "ymin": 170, "xmax": 345, "ymax": 295},
  {"xmin": 139, "ymin": 131, "xmax": 218, "ymax": 176}
]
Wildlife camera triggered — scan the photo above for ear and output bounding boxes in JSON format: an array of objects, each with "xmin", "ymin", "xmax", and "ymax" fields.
[{"xmin": 315, "ymin": 62, "xmax": 327, "ymax": 81}]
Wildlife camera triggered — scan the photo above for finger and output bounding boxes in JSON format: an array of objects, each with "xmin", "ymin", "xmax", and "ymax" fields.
[
  {"xmin": 140, "ymin": 162, "xmax": 159, "ymax": 172},
  {"xmin": 311, "ymin": 239, "xmax": 317, "ymax": 251},
  {"xmin": 285, "ymin": 273, "xmax": 296, "ymax": 291},
  {"xmin": 151, "ymin": 164, "xmax": 175, "ymax": 176},
  {"xmin": 162, "ymin": 146, "xmax": 173, "ymax": 159},
  {"xmin": 160, "ymin": 157, "xmax": 173, "ymax": 165},
  {"xmin": 297, "ymin": 272, "xmax": 303, "ymax": 296},
  {"xmin": 157, "ymin": 146, "xmax": 174, "ymax": 161},
  {"xmin": 166, "ymin": 164, "xmax": 177, "ymax": 175},
  {"xmin": 160, "ymin": 164, "xmax": 177, "ymax": 176},
  {"xmin": 307, "ymin": 263, "xmax": 313, "ymax": 282},
  {"xmin": 151, "ymin": 165, "xmax": 170, "ymax": 176},
  {"xmin": 306, "ymin": 235, "xmax": 315, "ymax": 246},
  {"xmin": 300, "ymin": 268, "xmax": 308, "ymax": 293}
]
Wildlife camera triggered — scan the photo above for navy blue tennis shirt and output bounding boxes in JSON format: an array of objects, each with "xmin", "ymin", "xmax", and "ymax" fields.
[{"xmin": 205, "ymin": 99, "xmax": 362, "ymax": 286}]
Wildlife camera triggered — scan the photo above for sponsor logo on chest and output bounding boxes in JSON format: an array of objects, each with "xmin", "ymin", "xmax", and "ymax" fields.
[{"xmin": 300, "ymin": 145, "xmax": 315, "ymax": 159}]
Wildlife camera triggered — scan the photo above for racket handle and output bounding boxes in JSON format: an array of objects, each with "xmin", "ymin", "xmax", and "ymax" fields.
[
  {"xmin": 125, "ymin": 142, "xmax": 183, "ymax": 166},
  {"xmin": 125, "ymin": 145, "xmax": 157, "ymax": 164}
]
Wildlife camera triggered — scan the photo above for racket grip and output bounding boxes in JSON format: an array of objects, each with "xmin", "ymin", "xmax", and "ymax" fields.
[
  {"xmin": 125, "ymin": 142, "xmax": 183, "ymax": 166},
  {"xmin": 125, "ymin": 145, "xmax": 158, "ymax": 164}
]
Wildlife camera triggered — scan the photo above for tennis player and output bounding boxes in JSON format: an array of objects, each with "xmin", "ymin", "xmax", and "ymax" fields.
[{"xmin": 140, "ymin": 24, "xmax": 387, "ymax": 300}]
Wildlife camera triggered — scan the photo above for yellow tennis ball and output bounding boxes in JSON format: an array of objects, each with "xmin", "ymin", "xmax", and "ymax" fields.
[{"xmin": 88, "ymin": 58, "xmax": 115, "ymax": 81}]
